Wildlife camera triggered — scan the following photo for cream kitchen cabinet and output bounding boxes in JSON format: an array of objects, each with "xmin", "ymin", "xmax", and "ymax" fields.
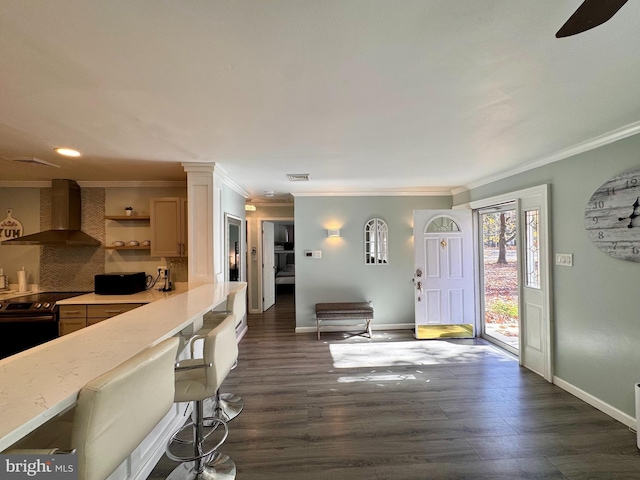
[
  {"xmin": 87, "ymin": 303, "xmax": 144, "ymax": 326},
  {"xmin": 59, "ymin": 303, "xmax": 144, "ymax": 335},
  {"xmin": 150, "ymin": 197, "xmax": 187, "ymax": 257},
  {"xmin": 59, "ymin": 305, "xmax": 87, "ymax": 336}
]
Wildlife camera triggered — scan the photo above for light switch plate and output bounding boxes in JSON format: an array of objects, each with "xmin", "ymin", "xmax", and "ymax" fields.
[{"xmin": 555, "ymin": 253, "xmax": 573, "ymax": 266}]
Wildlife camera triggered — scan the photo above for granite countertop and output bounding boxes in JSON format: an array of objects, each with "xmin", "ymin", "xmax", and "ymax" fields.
[{"xmin": 0, "ymin": 285, "xmax": 39, "ymax": 301}]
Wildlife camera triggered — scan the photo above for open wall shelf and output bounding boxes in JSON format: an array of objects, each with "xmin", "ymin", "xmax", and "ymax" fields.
[{"xmin": 104, "ymin": 216, "xmax": 150, "ymax": 221}]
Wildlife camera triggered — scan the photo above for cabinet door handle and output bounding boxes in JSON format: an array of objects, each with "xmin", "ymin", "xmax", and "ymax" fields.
[
  {"xmin": 65, "ymin": 310, "xmax": 80, "ymax": 314},
  {"xmin": 104, "ymin": 310, "xmax": 123, "ymax": 314}
]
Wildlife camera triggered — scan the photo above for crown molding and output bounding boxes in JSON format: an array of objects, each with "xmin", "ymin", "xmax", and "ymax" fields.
[
  {"xmin": 0, "ymin": 181, "xmax": 51, "ymax": 188},
  {"xmin": 456, "ymin": 120, "xmax": 640, "ymax": 194},
  {"xmin": 0, "ymin": 180, "xmax": 189, "ymax": 188},
  {"xmin": 214, "ymin": 167, "xmax": 250, "ymax": 199},
  {"xmin": 249, "ymin": 202, "xmax": 294, "ymax": 207},
  {"xmin": 181, "ymin": 161, "xmax": 249, "ymax": 198},
  {"xmin": 292, "ymin": 189, "xmax": 453, "ymax": 197},
  {"xmin": 78, "ymin": 181, "xmax": 186, "ymax": 188}
]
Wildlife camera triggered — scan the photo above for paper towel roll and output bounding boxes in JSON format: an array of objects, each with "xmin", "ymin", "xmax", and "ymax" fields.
[
  {"xmin": 636, "ymin": 383, "xmax": 640, "ymax": 449},
  {"xmin": 17, "ymin": 269, "xmax": 27, "ymax": 293}
]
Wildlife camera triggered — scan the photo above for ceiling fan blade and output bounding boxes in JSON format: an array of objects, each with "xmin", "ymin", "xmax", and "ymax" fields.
[{"xmin": 556, "ymin": 0, "xmax": 629, "ymax": 38}]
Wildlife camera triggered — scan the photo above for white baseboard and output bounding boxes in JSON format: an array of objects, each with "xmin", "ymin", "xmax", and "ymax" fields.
[
  {"xmin": 295, "ymin": 323, "xmax": 414, "ymax": 334},
  {"xmin": 553, "ymin": 376, "xmax": 635, "ymax": 428},
  {"xmin": 237, "ymin": 324, "xmax": 248, "ymax": 342}
]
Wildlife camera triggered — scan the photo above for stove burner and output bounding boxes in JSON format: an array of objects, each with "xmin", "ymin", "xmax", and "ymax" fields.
[{"xmin": 0, "ymin": 292, "xmax": 88, "ymax": 315}]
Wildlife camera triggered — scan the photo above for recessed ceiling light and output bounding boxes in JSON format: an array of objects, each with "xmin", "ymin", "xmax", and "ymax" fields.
[{"xmin": 54, "ymin": 148, "xmax": 81, "ymax": 157}]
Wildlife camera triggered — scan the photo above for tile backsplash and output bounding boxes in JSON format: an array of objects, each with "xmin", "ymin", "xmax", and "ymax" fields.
[{"xmin": 39, "ymin": 187, "xmax": 105, "ymax": 291}]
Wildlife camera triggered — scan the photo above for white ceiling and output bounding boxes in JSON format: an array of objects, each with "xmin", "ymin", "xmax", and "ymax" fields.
[{"xmin": 1, "ymin": 1, "xmax": 640, "ymax": 200}]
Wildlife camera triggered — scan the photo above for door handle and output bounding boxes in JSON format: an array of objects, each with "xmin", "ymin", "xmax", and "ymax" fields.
[{"xmin": 416, "ymin": 281, "xmax": 423, "ymax": 292}]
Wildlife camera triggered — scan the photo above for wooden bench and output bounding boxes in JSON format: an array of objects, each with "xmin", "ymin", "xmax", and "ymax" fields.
[{"xmin": 315, "ymin": 302, "xmax": 374, "ymax": 340}]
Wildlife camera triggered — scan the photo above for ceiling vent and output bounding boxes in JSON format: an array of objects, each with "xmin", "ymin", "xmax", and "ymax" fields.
[
  {"xmin": 10, "ymin": 157, "xmax": 61, "ymax": 168},
  {"xmin": 287, "ymin": 173, "xmax": 310, "ymax": 182}
]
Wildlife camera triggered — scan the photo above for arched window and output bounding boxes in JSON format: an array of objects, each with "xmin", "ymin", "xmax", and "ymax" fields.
[
  {"xmin": 425, "ymin": 216, "xmax": 461, "ymax": 233},
  {"xmin": 364, "ymin": 218, "xmax": 388, "ymax": 264}
]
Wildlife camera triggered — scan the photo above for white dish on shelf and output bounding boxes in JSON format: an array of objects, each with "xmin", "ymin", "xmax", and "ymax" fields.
[
  {"xmin": 112, "ymin": 241, "xmax": 125, "ymax": 246},
  {"xmin": 141, "ymin": 240, "xmax": 151, "ymax": 246},
  {"xmin": 127, "ymin": 240, "xmax": 140, "ymax": 246}
]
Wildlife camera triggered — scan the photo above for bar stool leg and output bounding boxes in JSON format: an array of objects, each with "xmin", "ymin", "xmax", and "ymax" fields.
[
  {"xmin": 214, "ymin": 390, "xmax": 244, "ymax": 422},
  {"xmin": 166, "ymin": 400, "xmax": 236, "ymax": 480}
]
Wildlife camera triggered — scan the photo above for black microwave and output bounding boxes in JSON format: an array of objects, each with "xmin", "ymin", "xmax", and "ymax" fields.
[{"xmin": 95, "ymin": 272, "xmax": 146, "ymax": 295}]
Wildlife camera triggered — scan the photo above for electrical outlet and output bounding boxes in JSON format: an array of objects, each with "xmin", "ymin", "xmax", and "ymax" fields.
[{"xmin": 158, "ymin": 265, "xmax": 167, "ymax": 278}]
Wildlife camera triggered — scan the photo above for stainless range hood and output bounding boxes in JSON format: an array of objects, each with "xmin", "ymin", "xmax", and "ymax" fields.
[{"xmin": 3, "ymin": 179, "xmax": 101, "ymax": 246}]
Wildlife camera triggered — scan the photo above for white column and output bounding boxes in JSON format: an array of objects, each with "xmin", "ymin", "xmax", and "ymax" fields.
[{"xmin": 182, "ymin": 162, "xmax": 224, "ymax": 286}]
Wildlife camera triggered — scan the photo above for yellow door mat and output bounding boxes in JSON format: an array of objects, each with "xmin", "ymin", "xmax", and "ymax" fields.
[{"xmin": 416, "ymin": 324, "xmax": 474, "ymax": 339}]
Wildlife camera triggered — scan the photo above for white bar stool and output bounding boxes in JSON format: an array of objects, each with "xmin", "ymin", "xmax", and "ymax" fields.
[
  {"xmin": 5, "ymin": 337, "xmax": 180, "ymax": 480},
  {"xmin": 166, "ymin": 314, "xmax": 238, "ymax": 480},
  {"xmin": 196, "ymin": 284, "xmax": 246, "ymax": 422}
]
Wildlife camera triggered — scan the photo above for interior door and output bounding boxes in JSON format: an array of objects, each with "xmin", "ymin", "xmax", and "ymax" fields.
[
  {"xmin": 517, "ymin": 194, "xmax": 551, "ymax": 380},
  {"xmin": 262, "ymin": 221, "xmax": 276, "ymax": 311},
  {"xmin": 413, "ymin": 210, "xmax": 474, "ymax": 339}
]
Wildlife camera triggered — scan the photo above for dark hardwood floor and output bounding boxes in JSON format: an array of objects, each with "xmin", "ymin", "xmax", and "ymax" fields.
[{"xmin": 149, "ymin": 292, "xmax": 640, "ymax": 479}]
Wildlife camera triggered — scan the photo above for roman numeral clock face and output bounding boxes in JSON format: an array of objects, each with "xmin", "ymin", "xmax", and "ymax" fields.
[{"xmin": 585, "ymin": 168, "xmax": 640, "ymax": 262}]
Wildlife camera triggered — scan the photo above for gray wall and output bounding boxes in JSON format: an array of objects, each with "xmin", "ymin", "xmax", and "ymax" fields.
[
  {"xmin": 454, "ymin": 133, "xmax": 640, "ymax": 417},
  {"xmin": 294, "ymin": 195, "xmax": 451, "ymax": 329}
]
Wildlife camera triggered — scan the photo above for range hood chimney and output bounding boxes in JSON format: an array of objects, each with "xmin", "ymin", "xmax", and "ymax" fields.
[{"xmin": 3, "ymin": 179, "xmax": 101, "ymax": 246}]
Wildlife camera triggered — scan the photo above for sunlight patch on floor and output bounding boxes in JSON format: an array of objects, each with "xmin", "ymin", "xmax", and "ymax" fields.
[
  {"xmin": 337, "ymin": 373, "xmax": 417, "ymax": 383},
  {"xmin": 329, "ymin": 340, "xmax": 516, "ymax": 369}
]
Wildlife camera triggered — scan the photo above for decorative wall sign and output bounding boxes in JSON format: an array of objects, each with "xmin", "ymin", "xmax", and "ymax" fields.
[
  {"xmin": 585, "ymin": 168, "xmax": 640, "ymax": 262},
  {"xmin": 0, "ymin": 209, "xmax": 23, "ymax": 242}
]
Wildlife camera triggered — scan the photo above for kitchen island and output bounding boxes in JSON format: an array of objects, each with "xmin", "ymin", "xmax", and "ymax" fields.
[{"xmin": 0, "ymin": 282, "xmax": 246, "ymax": 469}]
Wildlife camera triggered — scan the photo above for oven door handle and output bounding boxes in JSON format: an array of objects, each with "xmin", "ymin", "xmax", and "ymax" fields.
[{"xmin": 0, "ymin": 315, "xmax": 56, "ymax": 323}]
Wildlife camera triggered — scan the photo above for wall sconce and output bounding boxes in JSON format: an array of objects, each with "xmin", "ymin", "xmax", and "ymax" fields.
[
  {"xmin": 327, "ymin": 228, "xmax": 341, "ymax": 238},
  {"xmin": 245, "ymin": 204, "xmax": 256, "ymax": 211}
]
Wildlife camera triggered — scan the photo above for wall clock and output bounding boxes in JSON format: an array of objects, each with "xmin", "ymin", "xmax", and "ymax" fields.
[{"xmin": 585, "ymin": 168, "xmax": 640, "ymax": 262}]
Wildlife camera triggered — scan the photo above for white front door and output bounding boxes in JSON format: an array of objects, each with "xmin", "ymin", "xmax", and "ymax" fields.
[
  {"xmin": 413, "ymin": 210, "xmax": 474, "ymax": 339},
  {"xmin": 262, "ymin": 221, "xmax": 276, "ymax": 311},
  {"xmin": 517, "ymin": 192, "xmax": 551, "ymax": 380}
]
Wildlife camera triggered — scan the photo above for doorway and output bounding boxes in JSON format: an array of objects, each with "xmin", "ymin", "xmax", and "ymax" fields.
[
  {"xmin": 470, "ymin": 185, "xmax": 552, "ymax": 381},
  {"xmin": 479, "ymin": 204, "xmax": 519, "ymax": 355},
  {"xmin": 413, "ymin": 209, "xmax": 475, "ymax": 339},
  {"xmin": 255, "ymin": 217, "xmax": 295, "ymax": 313}
]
